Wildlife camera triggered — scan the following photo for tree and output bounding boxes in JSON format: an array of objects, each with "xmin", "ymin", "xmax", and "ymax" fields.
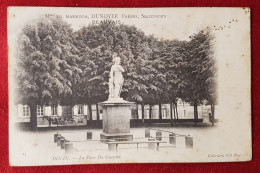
[
  {"xmin": 181, "ymin": 29, "xmax": 216, "ymax": 125},
  {"xmin": 162, "ymin": 40, "xmax": 185, "ymax": 125},
  {"xmin": 16, "ymin": 17, "xmax": 217, "ymax": 129},
  {"xmin": 74, "ymin": 23, "xmax": 158, "ymax": 125},
  {"xmin": 16, "ymin": 18, "xmax": 80, "ymax": 130}
]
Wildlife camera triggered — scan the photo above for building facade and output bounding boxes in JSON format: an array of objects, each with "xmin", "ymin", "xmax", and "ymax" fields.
[{"xmin": 15, "ymin": 100, "xmax": 213, "ymax": 128}]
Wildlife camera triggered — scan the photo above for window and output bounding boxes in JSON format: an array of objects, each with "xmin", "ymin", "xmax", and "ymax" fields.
[
  {"xmin": 78, "ymin": 104, "xmax": 84, "ymax": 115},
  {"xmin": 131, "ymin": 109, "xmax": 138, "ymax": 119},
  {"xmin": 146, "ymin": 110, "xmax": 149, "ymax": 119},
  {"xmin": 99, "ymin": 110, "xmax": 103, "ymax": 120},
  {"xmin": 52, "ymin": 105, "xmax": 58, "ymax": 116},
  {"xmin": 37, "ymin": 105, "xmax": 44, "ymax": 117},
  {"xmin": 23, "ymin": 105, "xmax": 30, "ymax": 117},
  {"xmin": 162, "ymin": 109, "xmax": 166, "ymax": 119}
]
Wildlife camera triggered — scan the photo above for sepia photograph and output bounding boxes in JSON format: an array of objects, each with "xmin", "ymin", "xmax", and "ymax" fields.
[{"xmin": 8, "ymin": 7, "xmax": 251, "ymax": 166}]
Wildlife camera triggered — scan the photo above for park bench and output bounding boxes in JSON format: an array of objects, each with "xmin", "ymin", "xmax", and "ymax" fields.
[{"xmin": 107, "ymin": 140, "xmax": 167, "ymax": 152}]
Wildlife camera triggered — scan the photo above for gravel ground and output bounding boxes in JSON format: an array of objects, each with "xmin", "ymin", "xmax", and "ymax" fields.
[{"xmin": 10, "ymin": 124, "xmax": 222, "ymax": 166}]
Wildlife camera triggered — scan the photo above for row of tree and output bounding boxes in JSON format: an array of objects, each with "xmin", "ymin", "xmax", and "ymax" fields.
[{"xmin": 16, "ymin": 18, "xmax": 217, "ymax": 129}]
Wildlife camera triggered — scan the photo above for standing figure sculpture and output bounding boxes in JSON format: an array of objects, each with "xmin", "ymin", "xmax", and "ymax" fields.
[{"xmin": 109, "ymin": 55, "xmax": 125, "ymax": 99}]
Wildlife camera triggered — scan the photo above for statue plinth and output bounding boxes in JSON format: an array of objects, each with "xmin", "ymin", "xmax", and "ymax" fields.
[{"xmin": 99, "ymin": 98, "xmax": 134, "ymax": 142}]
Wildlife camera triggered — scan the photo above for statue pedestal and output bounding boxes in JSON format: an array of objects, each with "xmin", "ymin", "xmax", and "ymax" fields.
[{"xmin": 99, "ymin": 98, "xmax": 134, "ymax": 142}]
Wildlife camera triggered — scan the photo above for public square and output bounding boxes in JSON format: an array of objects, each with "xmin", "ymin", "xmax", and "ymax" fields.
[{"xmin": 10, "ymin": 122, "xmax": 223, "ymax": 166}]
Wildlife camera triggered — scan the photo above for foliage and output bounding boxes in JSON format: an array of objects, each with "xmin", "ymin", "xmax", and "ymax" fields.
[
  {"xmin": 16, "ymin": 18, "xmax": 81, "ymax": 106},
  {"xmin": 16, "ymin": 18, "xmax": 217, "ymax": 123}
]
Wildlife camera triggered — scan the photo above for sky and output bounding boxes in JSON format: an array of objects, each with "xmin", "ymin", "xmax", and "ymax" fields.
[{"xmin": 7, "ymin": 7, "xmax": 245, "ymax": 41}]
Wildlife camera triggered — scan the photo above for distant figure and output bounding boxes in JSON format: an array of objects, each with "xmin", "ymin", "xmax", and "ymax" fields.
[{"xmin": 109, "ymin": 55, "xmax": 125, "ymax": 99}]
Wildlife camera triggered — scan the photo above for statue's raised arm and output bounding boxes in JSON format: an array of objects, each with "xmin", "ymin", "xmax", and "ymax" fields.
[{"xmin": 108, "ymin": 55, "xmax": 124, "ymax": 99}]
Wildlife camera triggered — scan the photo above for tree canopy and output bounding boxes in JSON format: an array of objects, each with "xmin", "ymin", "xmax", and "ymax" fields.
[{"xmin": 15, "ymin": 17, "xmax": 217, "ymax": 127}]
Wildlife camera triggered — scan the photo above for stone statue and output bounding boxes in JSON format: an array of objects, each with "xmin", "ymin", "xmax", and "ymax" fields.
[{"xmin": 109, "ymin": 55, "xmax": 125, "ymax": 99}]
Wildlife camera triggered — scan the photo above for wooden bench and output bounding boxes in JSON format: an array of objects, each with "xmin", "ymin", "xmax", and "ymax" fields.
[{"xmin": 107, "ymin": 141, "xmax": 167, "ymax": 152}]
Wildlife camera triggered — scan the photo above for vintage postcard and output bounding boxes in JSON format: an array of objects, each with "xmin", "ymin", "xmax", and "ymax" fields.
[{"xmin": 8, "ymin": 7, "xmax": 251, "ymax": 166}]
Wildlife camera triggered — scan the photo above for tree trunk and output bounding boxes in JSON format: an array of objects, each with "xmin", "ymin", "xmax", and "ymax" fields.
[
  {"xmin": 196, "ymin": 104, "xmax": 199, "ymax": 120},
  {"xmin": 29, "ymin": 103, "xmax": 37, "ymax": 131},
  {"xmin": 194, "ymin": 101, "xmax": 198, "ymax": 125},
  {"xmin": 149, "ymin": 104, "xmax": 152, "ymax": 119},
  {"xmin": 88, "ymin": 104, "xmax": 92, "ymax": 127},
  {"xmin": 96, "ymin": 104, "xmax": 99, "ymax": 120},
  {"xmin": 170, "ymin": 102, "xmax": 173, "ymax": 126},
  {"xmin": 159, "ymin": 103, "xmax": 162, "ymax": 120},
  {"xmin": 136, "ymin": 104, "xmax": 139, "ymax": 119},
  {"xmin": 175, "ymin": 103, "xmax": 179, "ymax": 119},
  {"xmin": 173, "ymin": 103, "xmax": 176, "ymax": 124},
  {"xmin": 193, "ymin": 103, "xmax": 196, "ymax": 125},
  {"xmin": 210, "ymin": 103, "xmax": 215, "ymax": 126},
  {"xmin": 141, "ymin": 103, "xmax": 145, "ymax": 125}
]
